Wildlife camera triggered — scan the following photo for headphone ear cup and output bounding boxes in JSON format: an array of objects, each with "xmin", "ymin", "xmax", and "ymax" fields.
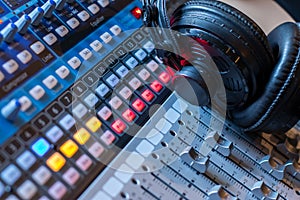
[
  {"xmin": 231, "ymin": 22, "xmax": 300, "ymax": 134},
  {"xmin": 170, "ymin": 0, "xmax": 275, "ymax": 110}
]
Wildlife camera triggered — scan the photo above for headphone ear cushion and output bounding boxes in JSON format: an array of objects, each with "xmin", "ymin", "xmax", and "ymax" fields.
[
  {"xmin": 231, "ymin": 22, "xmax": 300, "ymax": 134},
  {"xmin": 170, "ymin": 0, "xmax": 274, "ymax": 108}
]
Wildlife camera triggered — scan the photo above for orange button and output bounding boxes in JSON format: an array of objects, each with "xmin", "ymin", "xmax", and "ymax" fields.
[
  {"xmin": 60, "ymin": 140, "xmax": 78, "ymax": 158},
  {"xmin": 46, "ymin": 152, "xmax": 66, "ymax": 172},
  {"xmin": 74, "ymin": 128, "xmax": 91, "ymax": 145}
]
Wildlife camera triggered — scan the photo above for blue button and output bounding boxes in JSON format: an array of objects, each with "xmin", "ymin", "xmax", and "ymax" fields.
[{"xmin": 31, "ymin": 138, "xmax": 50, "ymax": 157}]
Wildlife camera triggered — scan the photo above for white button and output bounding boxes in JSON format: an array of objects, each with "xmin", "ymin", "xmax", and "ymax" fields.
[
  {"xmin": 114, "ymin": 164, "xmax": 134, "ymax": 183},
  {"xmin": 143, "ymin": 41, "xmax": 155, "ymax": 53},
  {"xmin": 109, "ymin": 96, "xmax": 122, "ymax": 110},
  {"xmin": 88, "ymin": 3, "xmax": 100, "ymax": 14},
  {"xmin": 97, "ymin": 106, "xmax": 112, "ymax": 120},
  {"xmin": 125, "ymin": 152, "xmax": 145, "ymax": 170},
  {"xmin": 67, "ymin": 17, "xmax": 80, "ymax": 29},
  {"xmin": 103, "ymin": 177, "xmax": 123, "ymax": 198},
  {"xmin": 77, "ymin": 10, "xmax": 90, "ymax": 22},
  {"xmin": 17, "ymin": 50, "xmax": 32, "ymax": 64},
  {"xmin": 16, "ymin": 180, "xmax": 37, "ymax": 199},
  {"xmin": 115, "ymin": 65, "xmax": 128, "ymax": 78},
  {"xmin": 55, "ymin": 25, "xmax": 69, "ymax": 37},
  {"xmin": 100, "ymin": 32, "xmax": 112, "ymax": 43},
  {"xmin": 125, "ymin": 57, "xmax": 138, "ymax": 69},
  {"xmin": 91, "ymin": 191, "xmax": 112, "ymax": 200},
  {"xmin": 100, "ymin": 130, "xmax": 115, "ymax": 146},
  {"xmin": 110, "ymin": 25, "xmax": 121, "ymax": 36},
  {"xmin": 48, "ymin": 182, "xmax": 67, "ymax": 200},
  {"xmin": 146, "ymin": 129, "xmax": 163, "ymax": 145},
  {"xmin": 106, "ymin": 74, "xmax": 119, "ymax": 88},
  {"xmin": 30, "ymin": 41, "xmax": 45, "ymax": 55},
  {"xmin": 67, "ymin": 56, "xmax": 81, "ymax": 69},
  {"xmin": 164, "ymin": 108, "xmax": 180, "ymax": 123},
  {"xmin": 146, "ymin": 60, "xmax": 159, "ymax": 72},
  {"xmin": 19, "ymin": 96, "xmax": 32, "ymax": 112},
  {"xmin": 2, "ymin": 59, "xmax": 19, "ymax": 74},
  {"xmin": 29, "ymin": 85, "xmax": 45, "ymax": 100},
  {"xmin": 32, "ymin": 166, "xmax": 51, "ymax": 185},
  {"xmin": 55, "ymin": 66, "xmax": 70, "ymax": 79},
  {"xmin": 0, "ymin": 71, "xmax": 4, "ymax": 82},
  {"xmin": 43, "ymin": 33, "xmax": 57, "ymax": 46},
  {"xmin": 46, "ymin": 126, "xmax": 63, "ymax": 143},
  {"xmin": 72, "ymin": 103, "xmax": 88, "ymax": 119},
  {"xmin": 134, "ymin": 49, "xmax": 147, "ymax": 61},
  {"xmin": 59, "ymin": 114, "xmax": 76, "ymax": 131},
  {"xmin": 119, "ymin": 86, "xmax": 132, "ymax": 100},
  {"xmin": 88, "ymin": 142, "xmax": 104, "ymax": 158},
  {"xmin": 90, "ymin": 40, "xmax": 103, "ymax": 52},
  {"xmin": 155, "ymin": 118, "xmax": 172, "ymax": 134},
  {"xmin": 172, "ymin": 99, "xmax": 188, "ymax": 113},
  {"xmin": 95, "ymin": 83, "xmax": 110, "ymax": 97},
  {"xmin": 43, "ymin": 75, "xmax": 58, "ymax": 89},
  {"xmin": 138, "ymin": 69, "xmax": 150, "ymax": 81},
  {"xmin": 79, "ymin": 48, "xmax": 92, "ymax": 60},
  {"xmin": 84, "ymin": 93, "xmax": 99, "ymax": 108},
  {"xmin": 128, "ymin": 77, "xmax": 141, "ymax": 90},
  {"xmin": 98, "ymin": 0, "xmax": 109, "ymax": 7},
  {"xmin": 136, "ymin": 140, "xmax": 154, "ymax": 157}
]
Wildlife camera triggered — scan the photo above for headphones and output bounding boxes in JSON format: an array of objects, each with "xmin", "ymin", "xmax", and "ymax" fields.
[{"xmin": 141, "ymin": 0, "xmax": 300, "ymax": 134}]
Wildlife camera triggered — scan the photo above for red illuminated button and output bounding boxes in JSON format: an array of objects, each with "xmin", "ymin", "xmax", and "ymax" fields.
[
  {"xmin": 150, "ymin": 80, "xmax": 163, "ymax": 93},
  {"xmin": 122, "ymin": 109, "xmax": 136, "ymax": 122},
  {"xmin": 159, "ymin": 72, "xmax": 171, "ymax": 84},
  {"xmin": 131, "ymin": 7, "xmax": 142, "ymax": 19},
  {"xmin": 132, "ymin": 99, "xmax": 145, "ymax": 112},
  {"xmin": 111, "ymin": 119, "xmax": 126, "ymax": 134},
  {"xmin": 141, "ymin": 89, "xmax": 154, "ymax": 102}
]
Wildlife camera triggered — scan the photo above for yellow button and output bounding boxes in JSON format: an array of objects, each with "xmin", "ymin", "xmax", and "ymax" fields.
[
  {"xmin": 74, "ymin": 128, "xmax": 91, "ymax": 145},
  {"xmin": 86, "ymin": 117, "xmax": 102, "ymax": 132},
  {"xmin": 60, "ymin": 139, "xmax": 78, "ymax": 158},
  {"xmin": 46, "ymin": 152, "xmax": 66, "ymax": 172}
]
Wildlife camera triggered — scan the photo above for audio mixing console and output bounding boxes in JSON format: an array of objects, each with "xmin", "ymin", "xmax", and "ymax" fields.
[{"xmin": 0, "ymin": 0, "xmax": 299, "ymax": 199}]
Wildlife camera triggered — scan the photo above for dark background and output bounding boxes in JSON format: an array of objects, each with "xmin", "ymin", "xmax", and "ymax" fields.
[{"xmin": 276, "ymin": 0, "xmax": 300, "ymax": 21}]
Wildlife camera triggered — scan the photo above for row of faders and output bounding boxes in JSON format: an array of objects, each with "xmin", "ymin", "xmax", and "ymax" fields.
[{"xmin": 0, "ymin": 0, "xmax": 175, "ymax": 199}]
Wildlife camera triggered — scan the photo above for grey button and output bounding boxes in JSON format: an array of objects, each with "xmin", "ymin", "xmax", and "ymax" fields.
[
  {"xmin": 16, "ymin": 150, "xmax": 36, "ymax": 170},
  {"xmin": 1, "ymin": 164, "xmax": 21, "ymax": 185},
  {"xmin": 46, "ymin": 126, "xmax": 63, "ymax": 143},
  {"xmin": 16, "ymin": 180, "xmax": 37, "ymax": 199}
]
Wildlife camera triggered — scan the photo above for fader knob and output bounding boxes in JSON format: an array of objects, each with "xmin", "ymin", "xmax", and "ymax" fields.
[
  {"xmin": 251, "ymin": 181, "xmax": 278, "ymax": 200},
  {"xmin": 54, "ymin": 0, "xmax": 67, "ymax": 11},
  {"xmin": 42, "ymin": 0, "xmax": 56, "ymax": 18},
  {"xmin": 15, "ymin": 14, "xmax": 31, "ymax": 34},
  {"xmin": 208, "ymin": 185, "xmax": 231, "ymax": 200},
  {"xmin": 1, "ymin": 99, "xmax": 21, "ymax": 121},
  {"xmin": 67, "ymin": 0, "xmax": 75, "ymax": 3},
  {"xmin": 0, "ymin": 23, "xmax": 18, "ymax": 43},
  {"xmin": 29, "ymin": 7, "xmax": 44, "ymax": 26}
]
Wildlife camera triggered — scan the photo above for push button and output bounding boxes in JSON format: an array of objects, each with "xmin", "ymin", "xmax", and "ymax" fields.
[
  {"xmin": 138, "ymin": 69, "xmax": 150, "ymax": 81},
  {"xmin": 55, "ymin": 65, "xmax": 70, "ymax": 79},
  {"xmin": 109, "ymin": 96, "xmax": 122, "ymax": 110},
  {"xmin": 132, "ymin": 98, "xmax": 145, "ymax": 112},
  {"xmin": 141, "ymin": 89, "xmax": 154, "ymax": 102},
  {"xmin": 72, "ymin": 103, "xmax": 88, "ymax": 119},
  {"xmin": 88, "ymin": 3, "xmax": 100, "ymax": 15},
  {"xmin": 90, "ymin": 40, "xmax": 103, "ymax": 52},
  {"xmin": 46, "ymin": 126, "xmax": 63, "ymax": 143},
  {"xmin": 100, "ymin": 32, "xmax": 112, "ymax": 43},
  {"xmin": 43, "ymin": 75, "xmax": 58, "ymax": 89},
  {"xmin": 60, "ymin": 139, "xmax": 78, "ymax": 158},
  {"xmin": 128, "ymin": 77, "xmax": 142, "ymax": 90},
  {"xmin": 2, "ymin": 59, "xmax": 19, "ymax": 74},
  {"xmin": 73, "ymin": 128, "xmax": 90, "ymax": 145},
  {"xmin": 30, "ymin": 41, "xmax": 45, "ymax": 55},
  {"xmin": 16, "ymin": 150, "xmax": 36, "ymax": 170},
  {"xmin": 1, "ymin": 164, "xmax": 21, "ymax": 185},
  {"xmin": 111, "ymin": 119, "xmax": 126, "ymax": 134},
  {"xmin": 150, "ymin": 80, "xmax": 163, "ymax": 93},
  {"xmin": 29, "ymin": 85, "xmax": 45, "ymax": 100},
  {"xmin": 63, "ymin": 167, "xmax": 80, "ymax": 186},
  {"xmin": 86, "ymin": 117, "xmax": 102, "ymax": 133},
  {"xmin": 77, "ymin": 10, "xmax": 90, "ymax": 22},
  {"xmin": 32, "ymin": 166, "xmax": 51, "ymax": 185},
  {"xmin": 16, "ymin": 180, "xmax": 37, "ymax": 199},
  {"xmin": 55, "ymin": 25, "xmax": 69, "ymax": 37},
  {"xmin": 159, "ymin": 71, "xmax": 171, "ymax": 84},
  {"xmin": 68, "ymin": 56, "xmax": 81, "ymax": 69},
  {"xmin": 48, "ymin": 181, "xmax": 67, "ymax": 199},
  {"xmin": 88, "ymin": 142, "xmax": 104, "ymax": 158},
  {"xmin": 100, "ymin": 130, "xmax": 116, "ymax": 146},
  {"xmin": 33, "ymin": 114, "xmax": 50, "ymax": 131},
  {"xmin": 146, "ymin": 60, "xmax": 159, "ymax": 72},
  {"xmin": 17, "ymin": 50, "xmax": 32, "ymax": 64},
  {"xmin": 31, "ymin": 138, "xmax": 50, "ymax": 157},
  {"xmin": 79, "ymin": 48, "xmax": 92, "ymax": 60},
  {"xmin": 67, "ymin": 17, "xmax": 80, "ymax": 30},
  {"xmin": 43, "ymin": 33, "xmax": 57, "ymax": 46},
  {"xmin": 97, "ymin": 106, "xmax": 112, "ymax": 121},
  {"xmin": 122, "ymin": 109, "xmax": 136, "ymax": 122},
  {"xmin": 76, "ymin": 154, "xmax": 92, "ymax": 171},
  {"xmin": 46, "ymin": 152, "xmax": 66, "ymax": 172},
  {"xmin": 110, "ymin": 25, "xmax": 122, "ymax": 36}
]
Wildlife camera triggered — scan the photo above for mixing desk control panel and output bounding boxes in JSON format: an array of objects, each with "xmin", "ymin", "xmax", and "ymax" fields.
[{"xmin": 0, "ymin": 0, "xmax": 299, "ymax": 199}]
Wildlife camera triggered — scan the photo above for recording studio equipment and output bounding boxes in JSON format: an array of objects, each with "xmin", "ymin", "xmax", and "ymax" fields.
[
  {"xmin": 0, "ymin": 0, "xmax": 299, "ymax": 199},
  {"xmin": 142, "ymin": 0, "xmax": 300, "ymax": 134}
]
